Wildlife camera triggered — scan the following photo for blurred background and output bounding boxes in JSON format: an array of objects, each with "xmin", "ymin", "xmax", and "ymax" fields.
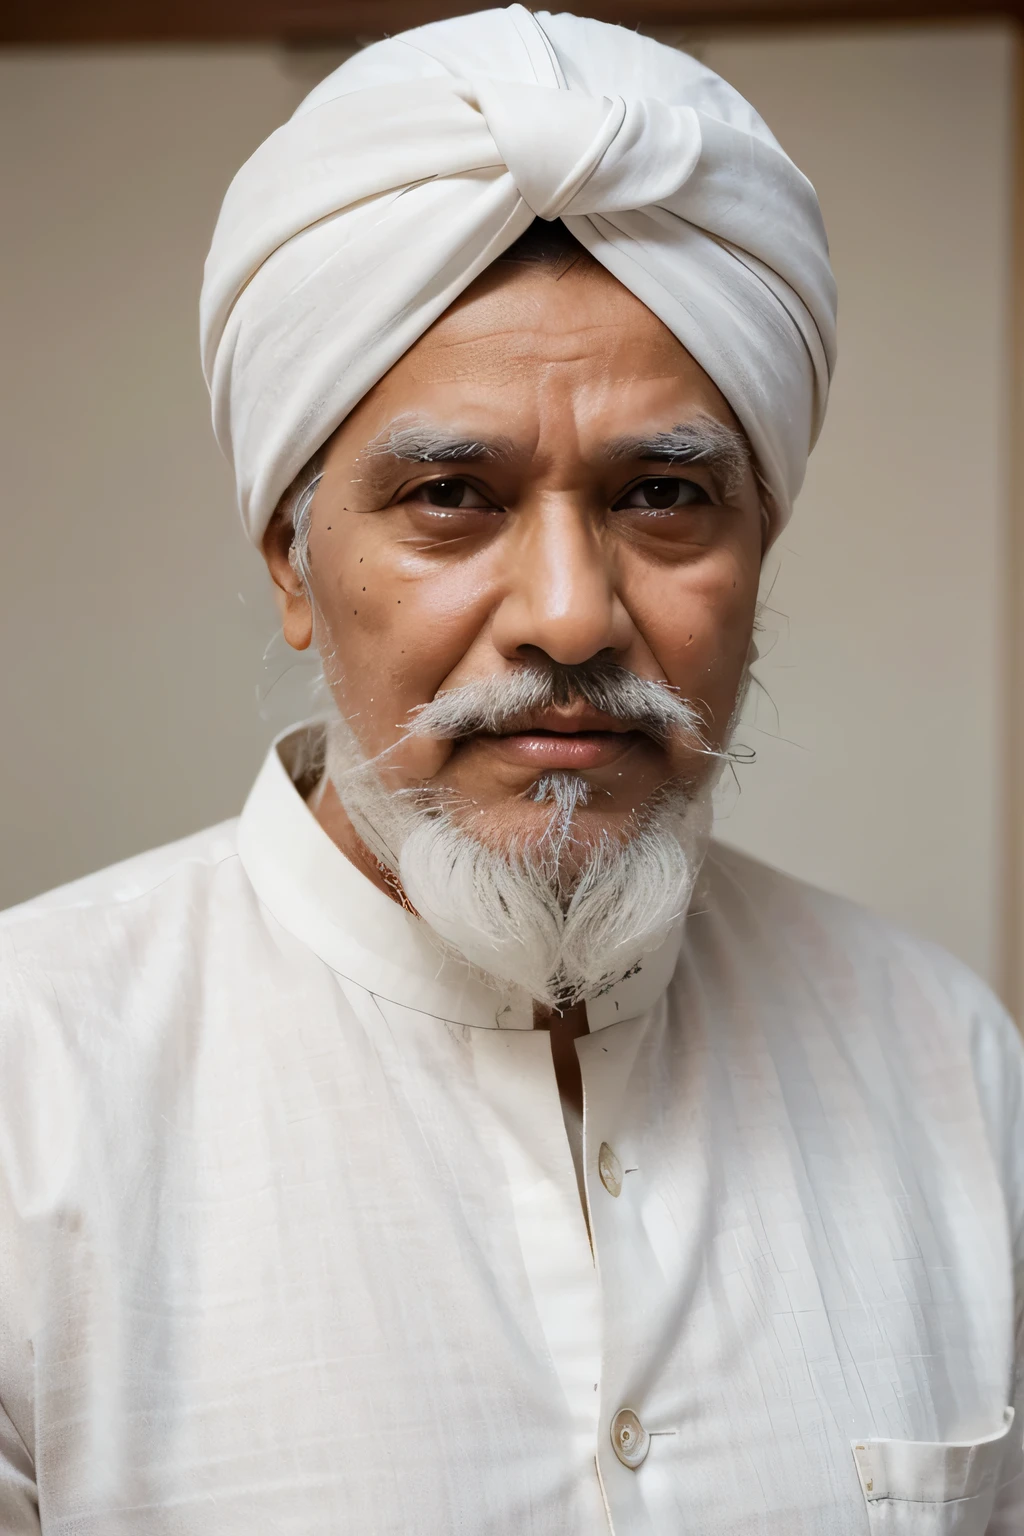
[{"xmin": 2, "ymin": 1, "xmax": 1022, "ymax": 1014}]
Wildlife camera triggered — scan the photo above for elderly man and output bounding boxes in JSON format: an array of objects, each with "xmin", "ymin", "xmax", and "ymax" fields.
[{"xmin": 1, "ymin": 7, "xmax": 1022, "ymax": 1533}]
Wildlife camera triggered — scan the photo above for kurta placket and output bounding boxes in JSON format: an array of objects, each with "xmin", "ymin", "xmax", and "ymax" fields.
[
  {"xmin": 470, "ymin": 1028, "xmax": 607, "ymax": 1527},
  {"xmin": 579, "ymin": 1007, "xmax": 668, "ymax": 1532}
]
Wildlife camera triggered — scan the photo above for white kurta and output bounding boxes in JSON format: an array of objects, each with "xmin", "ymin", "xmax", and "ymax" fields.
[{"xmin": 1, "ymin": 729, "xmax": 1022, "ymax": 1534}]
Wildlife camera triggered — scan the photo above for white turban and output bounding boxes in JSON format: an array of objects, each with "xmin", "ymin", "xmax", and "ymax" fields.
[{"xmin": 201, "ymin": 3, "xmax": 836, "ymax": 545}]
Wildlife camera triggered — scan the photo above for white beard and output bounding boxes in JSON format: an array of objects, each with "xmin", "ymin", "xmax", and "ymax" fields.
[{"xmin": 322, "ymin": 709, "xmax": 715, "ymax": 1008}]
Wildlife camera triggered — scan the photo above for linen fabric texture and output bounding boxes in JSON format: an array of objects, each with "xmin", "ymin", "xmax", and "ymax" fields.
[
  {"xmin": 200, "ymin": 4, "xmax": 838, "ymax": 545},
  {"xmin": 0, "ymin": 728, "xmax": 1021, "ymax": 1532}
]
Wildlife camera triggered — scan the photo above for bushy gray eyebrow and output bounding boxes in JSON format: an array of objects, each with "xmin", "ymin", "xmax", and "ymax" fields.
[
  {"xmin": 363, "ymin": 424, "xmax": 517, "ymax": 465},
  {"xmin": 608, "ymin": 417, "xmax": 750, "ymax": 497},
  {"xmin": 358, "ymin": 413, "xmax": 750, "ymax": 497}
]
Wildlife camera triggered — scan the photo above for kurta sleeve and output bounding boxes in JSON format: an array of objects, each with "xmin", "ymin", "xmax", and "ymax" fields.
[
  {"xmin": 972, "ymin": 997, "xmax": 1024, "ymax": 1533},
  {"xmin": 988, "ymin": 1463, "xmax": 1024, "ymax": 1534},
  {"xmin": 0, "ymin": 1399, "xmax": 37, "ymax": 1531},
  {"xmin": 0, "ymin": 943, "xmax": 42, "ymax": 1531}
]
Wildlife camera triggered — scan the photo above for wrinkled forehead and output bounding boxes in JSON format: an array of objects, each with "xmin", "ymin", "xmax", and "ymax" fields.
[{"xmin": 359, "ymin": 254, "xmax": 743, "ymax": 440}]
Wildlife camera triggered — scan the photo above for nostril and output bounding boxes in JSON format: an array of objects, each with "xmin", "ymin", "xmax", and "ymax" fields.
[
  {"xmin": 515, "ymin": 641, "xmax": 619, "ymax": 670},
  {"xmin": 515, "ymin": 643, "xmax": 619, "ymax": 666}
]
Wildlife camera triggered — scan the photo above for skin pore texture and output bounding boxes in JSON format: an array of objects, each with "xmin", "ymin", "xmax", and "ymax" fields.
[{"xmin": 262, "ymin": 243, "xmax": 765, "ymax": 1151}]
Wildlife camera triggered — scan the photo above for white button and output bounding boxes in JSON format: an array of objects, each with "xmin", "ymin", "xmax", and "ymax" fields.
[
  {"xmin": 598, "ymin": 1141, "xmax": 622, "ymax": 1197},
  {"xmin": 611, "ymin": 1408, "xmax": 649, "ymax": 1469}
]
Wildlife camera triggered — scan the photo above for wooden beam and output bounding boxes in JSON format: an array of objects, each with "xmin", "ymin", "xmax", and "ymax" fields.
[{"xmin": 5, "ymin": 0, "xmax": 1023, "ymax": 46}]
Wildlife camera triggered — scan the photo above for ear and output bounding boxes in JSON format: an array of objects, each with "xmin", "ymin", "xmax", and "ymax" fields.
[{"xmin": 261, "ymin": 508, "xmax": 313, "ymax": 652}]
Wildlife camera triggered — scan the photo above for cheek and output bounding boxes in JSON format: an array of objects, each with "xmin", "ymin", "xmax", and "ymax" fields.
[
  {"xmin": 627, "ymin": 552, "xmax": 758, "ymax": 733},
  {"xmin": 306, "ymin": 521, "xmax": 496, "ymax": 762}
]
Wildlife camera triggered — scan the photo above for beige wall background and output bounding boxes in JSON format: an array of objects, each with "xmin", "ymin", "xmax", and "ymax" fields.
[
  {"xmin": 702, "ymin": 26, "xmax": 1015, "ymax": 993},
  {"xmin": 0, "ymin": 26, "xmax": 1015, "ymax": 994}
]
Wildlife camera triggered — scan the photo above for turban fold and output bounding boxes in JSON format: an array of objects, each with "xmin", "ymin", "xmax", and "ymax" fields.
[{"xmin": 200, "ymin": 4, "xmax": 837, "ymax": 544}]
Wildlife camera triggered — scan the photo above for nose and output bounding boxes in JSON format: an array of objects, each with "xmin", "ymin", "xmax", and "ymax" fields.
[{"xmin": 490, "ymin": 499, "xmax": 634, "ymax": 666}]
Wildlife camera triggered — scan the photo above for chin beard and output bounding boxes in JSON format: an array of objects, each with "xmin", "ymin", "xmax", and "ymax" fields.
[{"xmin": 321, "ymin": 710, "xmax": 715, "ymax": 1008}]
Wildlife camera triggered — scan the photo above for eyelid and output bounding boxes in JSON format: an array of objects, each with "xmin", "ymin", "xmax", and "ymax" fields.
[
  {"xmin": 402, "ymin": 474, "xmax": 478, "ymax": 492},
  {"xmin": 400, "ymin": 474, "xmax": 505, "ymax": 513},
  {"xmin": 611, "ymin": 473, "xmax": 714, "ymax": 511}
]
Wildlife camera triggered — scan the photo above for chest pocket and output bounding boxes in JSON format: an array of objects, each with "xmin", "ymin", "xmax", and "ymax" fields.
[{"xmin": 851, "ymin": 1409, "xmax": 1015, "ymax": 1534}]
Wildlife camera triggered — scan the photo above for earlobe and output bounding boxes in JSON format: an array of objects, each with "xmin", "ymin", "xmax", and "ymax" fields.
[
  {"xmin": 281, "ymin": 587, "xmax": 314, "ymax": 652},
  {"xmin": 261, "ymin": 511, "xmax": 314, "ymax": 652}
]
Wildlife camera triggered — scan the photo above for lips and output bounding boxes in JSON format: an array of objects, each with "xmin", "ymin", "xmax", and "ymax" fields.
[
  {"xmin": 466, "ymin": 704, "xmax": 649, "ymax": 771},
  {"xmin": 452, "ymin": 701, "xmax": 658, "ymax": 772},
  {"xmin": 495, "ymin": 730, "xmax": 643, "ymax": 770}
]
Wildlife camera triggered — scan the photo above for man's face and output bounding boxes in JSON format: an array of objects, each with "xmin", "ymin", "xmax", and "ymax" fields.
[{"xmin": 267, "ymin": 253, "xmax": 764, "ymax": 858}]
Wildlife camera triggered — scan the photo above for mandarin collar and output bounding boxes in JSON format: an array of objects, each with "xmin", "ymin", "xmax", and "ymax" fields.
[{"xmin": 237, "ymin": 725, "xmax": 683, "ymax": 1031}]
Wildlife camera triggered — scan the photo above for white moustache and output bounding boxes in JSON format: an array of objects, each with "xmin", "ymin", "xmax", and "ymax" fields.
[{"xmin": 405, "ymin": 661, "xmax": 705, "ymax": 747}]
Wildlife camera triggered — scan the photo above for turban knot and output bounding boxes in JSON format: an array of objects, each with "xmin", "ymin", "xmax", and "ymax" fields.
[
  {"xmin": 470, "ymin": 80, "xmax": 703, "ymax": 221},
  {"xmin": 201, "ymin": 4, "xmax": 837, "ymax": 544}
]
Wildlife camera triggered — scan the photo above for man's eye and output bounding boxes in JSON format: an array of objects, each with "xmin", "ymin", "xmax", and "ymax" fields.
[
  {"xmin": 416, "ymin": 478, "xmax": 495, "ymax": 511},
  {"xmin": 614, "ymin": 477, "xmax": 711, "ymax": 512}
]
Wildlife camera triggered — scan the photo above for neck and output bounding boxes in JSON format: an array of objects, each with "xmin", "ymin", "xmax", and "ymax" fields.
[{"xmin": 309, "ymin": 773, "xmax": 405, "ymax": 907}]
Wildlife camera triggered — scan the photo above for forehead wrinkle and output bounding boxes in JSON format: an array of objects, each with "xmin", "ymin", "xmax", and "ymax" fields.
[{"xmin": 426, "ymin": 316, "xmax": 650, "ymax": 357}]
